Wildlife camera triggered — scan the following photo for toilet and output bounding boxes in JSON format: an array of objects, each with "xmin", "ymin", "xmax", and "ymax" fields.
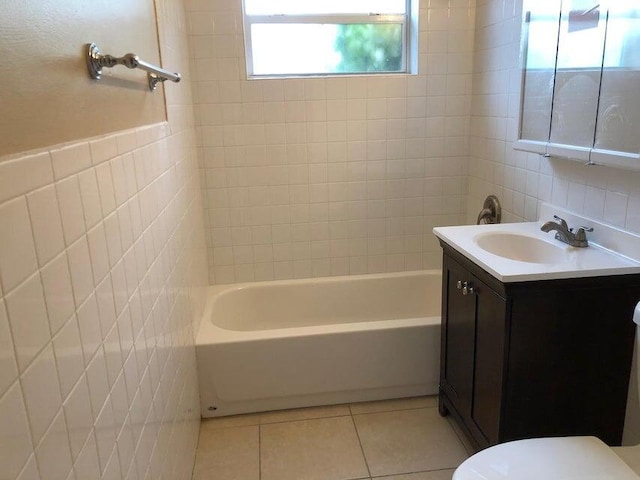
[{"xmin": 453, "ymin": 303, "xmax": 640, "ymax": 480}]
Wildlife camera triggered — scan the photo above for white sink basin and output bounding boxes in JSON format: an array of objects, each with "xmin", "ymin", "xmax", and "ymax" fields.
[
  {"xmin": 473, "ymin": 232, "xmax": 568, "ymax": 264},
  {"xmin": 432, "ymin": 204, "xmax": 640, "ymax": 282}
]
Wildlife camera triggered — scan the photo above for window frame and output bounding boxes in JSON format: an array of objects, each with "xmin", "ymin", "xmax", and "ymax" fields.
[{"xmin": 242, "ymin": 0, "xmax": 417, "ymax": 78}]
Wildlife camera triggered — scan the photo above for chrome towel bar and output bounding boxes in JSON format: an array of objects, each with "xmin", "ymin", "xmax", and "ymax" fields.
[{"xmin": 85, "ymin": 43, "xmax": 181, "ymax": 92}]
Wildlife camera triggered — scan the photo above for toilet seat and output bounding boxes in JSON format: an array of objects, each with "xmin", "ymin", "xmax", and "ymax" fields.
[{"xmin": 453, "ymin": 436, "xmax": 640, "ymax": 480}]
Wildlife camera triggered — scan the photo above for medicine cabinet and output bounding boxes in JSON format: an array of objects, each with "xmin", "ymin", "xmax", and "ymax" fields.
[{"xmin": 515, "ymin": 1, "xmax": 640, "ymax": 171}]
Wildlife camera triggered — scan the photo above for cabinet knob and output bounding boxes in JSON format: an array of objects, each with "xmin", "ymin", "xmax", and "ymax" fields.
[
  {"xmin": 462, "ymin": 282, "xmax": 474, "ymax": 295},
  {"xmin": 457, "ymin": 280, "xmax": 462, "ymax": 290}
]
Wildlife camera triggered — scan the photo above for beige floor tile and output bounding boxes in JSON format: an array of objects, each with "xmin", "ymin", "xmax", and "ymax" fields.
[
  {"xmin": 354, "ymin": 408, "xmax": 467, "ymax": 477},
  {"xmin": 261, "ymin": 416, "xmax": 370, "ymax": 480},
  {"xmin": 200, "ymin": 413, "xmax": 261, "ymax": 432},
  {"xmin": 350, "ymin": 396, "xmax": 438, "ymax": 415},
  {"xmin": 374, "ymin": 469, "xmax": 456, "ymax": 479},
  {"xmin": 446, "ymin": 417, "xmax": 476, "ymax": 456},
  {"xmin": 193, "ymin": 425, "xmax": 259, "ymax": 480},
  {"xmin": 259, "ymin": 404, "xmax": 351, "ymax": 424}
]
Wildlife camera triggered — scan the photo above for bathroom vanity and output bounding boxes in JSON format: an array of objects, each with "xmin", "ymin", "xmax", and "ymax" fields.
[{"xmin": 434, "ymin": 206, "xmax": 640, "ymax": 451}]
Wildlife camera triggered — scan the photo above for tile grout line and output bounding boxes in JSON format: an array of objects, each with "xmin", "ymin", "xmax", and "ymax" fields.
[
  {"xmin": 349, "ymin": 405, "xmax": 373, "ymax": 480},
  {"xmin": 258, "ymin": 422, "xmax": 262, "ymax": 480},
  {"xmin": 198, "ymin": 398, "xmax": 444, "ymax": 479},
  {"xmin": 369, "ymin": 466, "xmax": 457, "ymax": 479}
]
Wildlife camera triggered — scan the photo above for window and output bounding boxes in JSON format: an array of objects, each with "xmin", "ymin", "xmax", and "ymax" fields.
[{"xmin": 242, "ymin": 0, "xmax": 417, "ymax": 77}]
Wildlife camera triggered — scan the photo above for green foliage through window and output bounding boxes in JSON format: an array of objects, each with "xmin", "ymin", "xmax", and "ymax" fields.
[{"xmin": 334, "ymin": 24, "xmax": 403, "ymax": 73}]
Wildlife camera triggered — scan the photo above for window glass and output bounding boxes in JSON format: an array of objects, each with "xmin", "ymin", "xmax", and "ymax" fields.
[
  {"xmin": 250, "ymin": 23, "xmax": 404, "ymax": 76},
  {"xmin": 242, "ymin": 0, "xmax": 411, "ymax": 77}
]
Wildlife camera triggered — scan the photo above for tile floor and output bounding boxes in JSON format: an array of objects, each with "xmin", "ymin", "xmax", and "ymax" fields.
[{"xmin": 192, "ymin": 396, "xmax": 470, "ymax": 480}]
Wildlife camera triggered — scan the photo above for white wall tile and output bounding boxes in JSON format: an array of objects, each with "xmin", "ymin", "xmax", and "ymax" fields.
[
  {"xmin": 77, "ymin": 170, "xmax": 104, "ymax": 230},
  {"xmin": 116, "ymin": 417, "xmax": 135, "ymax": 478},
  {"xmin": 73, "ymin": 432, "xmax": 101, "ymax": 479},
  {"xmin": 56, "ymin": 176, "xmax": 86, "ymax": 246},
  {"xmin": 110, "ymin": 157, "xmax": 128, "ymax": 207},
  {"xmin": 89, "ymin": 136, "xmax": 119, "ymax": 166},
  {"xmin": 4, "ymin": 273, "xmax": 51, "ymax": 372},
  {"xmin": 103, "ymin": 325, "xmax": 122, "ymax": 388},
  {"xmin": 0, "ymin": 300, "xmax": 18, "ymax": 396},
  {"xmin": 96, "ymin": 277, "xmax": 116, "ymax": 338},
  {"xmin": 16, "ymin": 454, "xmax": 40, "ymax": 480},
  {"xmin": 67, "ymin": 237, "xmax": 95, "ymax": 307},
  {"xmin": 95, "ymin": 163, "xmax": 117, "ymax": 216},
  {"xmin": 50, "ymin": 143, "xmax": 92, "ymax": 181},
  {"xmin": 86, "ymin": 347, "xmax": 110, "ymax": 418},
  {"xmin": 87, "ymin": 225, "xmax": 110, "ymax": 286},
  {"xmin": 110, "ymin": 372, "xmax": 129, "ymax": 429},
  {"xmin": 192, "ymin": 0, "xmax": 472, "ymax": 282},
  {"xmin": 0, "ymin": 152, "xmax": 54, "ymax": 205},
  {"xmin": 27, "ymin": 185, "xmax": 65, "ymax": 267},
  {"xmin": 626, "ymin": 195, "xmax": 640, "ymax": 232},
  {"xmin": 110, "ymin": 261, "xmax": 128, "ymax": 317},
  {"xmin": 20, "ymin": 344, "xmax": 62, "ymax": 444},
  {"xmin": 0, "ymin": 382, "xmax": 34, "ymax": 479},
  {"xmin": 34, "ymin": 410, "xmax": 73, "ymax": 480},
  {"xmin": 604, "ymin": 191, "xmax": 629, "ymax": 228},
  {"xmin": 0, "ymin": 1, "xmax": 212, "ymax": 478},
  {"xmin": 104, "ymin": 214, "xmax": 123, "ymax": 268},
  {"xmin": 0, "ymin": 197, "xmax": 39, "ymax": 293},
  {"xmin": 63, "ymin": 375, "xmax": 94, "ymax": 460},
  {"xmin": 52, "ymin": 316, "xmax": 84, "ymax": 399},
  {"xmin": 76, "ymin": 294, "xmax": 102, "ymax": 366},
  {"xmin": 102, "ymin": 449, "xmax": 122, "ymax": 480},
  {"xmin": 40, "ymin": 252, "xmax": 75, "ymax": 335},
  {"xmin": 94, "ymin": 398, "xmax": 117, "ymax": 472}
]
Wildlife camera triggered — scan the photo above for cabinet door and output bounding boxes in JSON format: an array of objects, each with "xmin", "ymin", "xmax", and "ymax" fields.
[
  {"xmin": 442, "ymin": 257, "xmax": 476, "ymax": 417},
  {"xmin": 471, "ymin": 278, "xmax": 507, "ymax": 445}
]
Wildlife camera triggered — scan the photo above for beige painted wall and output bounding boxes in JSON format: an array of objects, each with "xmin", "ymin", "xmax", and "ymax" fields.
[{"xmin": 0, "ymin": 0, "xmax": 167, "ymax": 157}]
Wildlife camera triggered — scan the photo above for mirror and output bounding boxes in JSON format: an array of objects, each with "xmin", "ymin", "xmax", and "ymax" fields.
[
  {"xmin": 594, "ymin": 3, "xmax": 640, "ymax": 154},
  {"xmin": 516, "ymin": 0, "xmax": 640, "ymax": 170},
  {"xmin": 549, "ymin": 0, "xmax": 605, "ymax": 151},
  {"xmin": 519, "ymin": 1, "xmax": 561, "ymax": 145}
]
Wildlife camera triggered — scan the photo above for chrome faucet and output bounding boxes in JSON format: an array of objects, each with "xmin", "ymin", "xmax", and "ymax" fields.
[
  {"xmin": 477, "ymin": 195, "xmax": 502, "ymax": 224},
  {"xmin": 540, "ymin": 215, "xmax": 593, "ymax": 247}
]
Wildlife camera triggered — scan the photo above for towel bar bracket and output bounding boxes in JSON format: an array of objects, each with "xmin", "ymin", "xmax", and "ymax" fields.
[{"xmin": 85, "ymin": 43, "xmax": 181, "ymax": 92}]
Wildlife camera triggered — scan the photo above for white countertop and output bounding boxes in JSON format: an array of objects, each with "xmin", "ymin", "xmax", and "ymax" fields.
[{"xmin": 433, "ymin": 205, "xmax": 640, "ymax": 283}]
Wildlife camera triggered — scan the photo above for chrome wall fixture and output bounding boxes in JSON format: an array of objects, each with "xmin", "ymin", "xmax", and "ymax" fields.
[
  {"xmin": 476, "ymin": 195, "xmax": 502, "ymax": 225},
  {"xmin": 85, "ymin": 43, "xmax": 181, "ymax": 92}
]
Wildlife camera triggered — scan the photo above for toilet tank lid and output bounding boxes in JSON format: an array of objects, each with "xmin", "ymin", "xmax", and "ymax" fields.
[{"xmin": 635, "ymin": 302, "xmax": 640, "ymax": 326}]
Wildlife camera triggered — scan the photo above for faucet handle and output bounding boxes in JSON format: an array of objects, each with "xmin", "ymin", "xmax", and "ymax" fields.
[
  {"xmin": 553, "ymin": 215, "xmax": 568, "ymax": 229},
  {"xmin": 576, "ymin": 227, "xmax": 593, "ymax": 238},
  {"xmin": 574, "ymin": 226, "xmax": 594, "ymax": 241}
]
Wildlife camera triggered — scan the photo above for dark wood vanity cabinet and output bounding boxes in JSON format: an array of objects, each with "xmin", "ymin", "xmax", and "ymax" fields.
[{"xmin": 438, "ymin": 243, "xmax": 640, "ymax": 451}]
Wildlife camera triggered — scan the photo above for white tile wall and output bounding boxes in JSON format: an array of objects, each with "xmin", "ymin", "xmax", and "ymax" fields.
[
  {"xmin": 186, "ymin": 0, "xmax": 477, "ymax": 284},
  {"xmin": 0, "ymin": 0, "xmax": 208, "ymax": 478},
  {"xmin": 467, "ymin": 0, "xmax": 640, "ymax": 232}
]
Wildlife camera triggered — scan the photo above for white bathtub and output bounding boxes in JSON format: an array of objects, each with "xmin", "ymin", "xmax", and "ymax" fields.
[{"xmin": 195, "ymin": 270, "xmax": 442, "ymax": 417}]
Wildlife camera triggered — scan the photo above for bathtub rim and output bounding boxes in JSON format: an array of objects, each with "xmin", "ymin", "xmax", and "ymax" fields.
[{"xmin": 196, "ymin": 269, "xmax": 442, "ymax": 344}]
